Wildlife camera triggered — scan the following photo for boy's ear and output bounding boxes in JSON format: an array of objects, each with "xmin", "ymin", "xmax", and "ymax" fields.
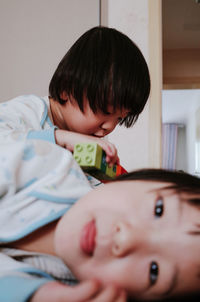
[{"xmin": 60, "ymin": 91, "xmax": 69, "ymax": 101}]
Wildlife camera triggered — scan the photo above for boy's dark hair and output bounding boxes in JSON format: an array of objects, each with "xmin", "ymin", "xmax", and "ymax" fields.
[
  {"xmin": 119, "ymin": 169, "xmax": 200, "ymax": 301},
  {"xmin": 49, "ymin": 26, "xmax": 150, "ymax": 127},
  {"xmin": 117, "ymin": 168, "xmax": 200, "ymax": 199}
]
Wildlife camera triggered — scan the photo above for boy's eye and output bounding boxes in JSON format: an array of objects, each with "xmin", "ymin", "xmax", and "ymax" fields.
[
  {"xmin": 154, "ymin": 198, "xmax": 164, "ymax": 217},
  {"xmin": 149, "ymin": 261, "xmax": 159, "ymax": 285}
]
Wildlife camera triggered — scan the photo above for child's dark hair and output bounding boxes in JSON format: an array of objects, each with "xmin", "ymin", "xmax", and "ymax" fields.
[
  {"xmin": 49, "ymin": 26, "xmax": 150, "ymax": 127},
  {"xmin": 117, "ymin": 168, "xmax": 200, "ymax": 199}
]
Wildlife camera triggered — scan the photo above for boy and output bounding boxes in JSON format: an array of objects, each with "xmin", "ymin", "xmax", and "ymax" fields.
[
  {"xmin": 0, "ymin": 140, "xmax": 199, "ymax": 301},
  {"xmin": 0, "ymin": 26, "xmax": 150, "ymax": 166}
]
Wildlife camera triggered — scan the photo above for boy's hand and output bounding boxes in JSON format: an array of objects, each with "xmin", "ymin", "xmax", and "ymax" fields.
[
  {"xmin": 30, "ymin": 280, "xmax": 127, "ymax": 302},
  {"xmin": 55, "ymin": 130, "xmax": 120, "ymax": 166}
]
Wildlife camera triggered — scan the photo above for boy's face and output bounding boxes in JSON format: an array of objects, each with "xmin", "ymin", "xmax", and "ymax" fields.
[
  {"xmin": 56, "ymin": 94, "xmax": 129, "ymax": 137},
  {"xmin": 54, "ymin": 180, "xmax": 200, "ymax": 300}
]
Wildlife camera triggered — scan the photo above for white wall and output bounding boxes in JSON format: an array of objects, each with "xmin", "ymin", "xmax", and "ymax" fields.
[
  {"xmin": 0, "ymin": 0, "xmax": 99, "ymax": 101},
  {"xmin": 187, "ymin": 93, "xmax": 200, "ymax": 175},
  {"xmin": 106, "ymin": 0, "xmax": 150, "ymax": 171},
  {"xmin": 1, "ymin": 0, "xmax": 151, "ymax": 172}
]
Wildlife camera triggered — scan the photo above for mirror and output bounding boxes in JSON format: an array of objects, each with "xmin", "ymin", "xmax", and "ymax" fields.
[{"xmin": 162, "ymin": 0, "xmax": 200, "ymax": 175}]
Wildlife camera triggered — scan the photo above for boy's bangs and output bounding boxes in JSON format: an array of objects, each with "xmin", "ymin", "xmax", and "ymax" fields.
[
  {"xmin": 86, "ymin": 89, "xmax": 138, "ymax": 128},
  {"xmin": 82, "ymin": 70, "xmax": 145, "ymax": 128},
  {"xmin": 117, "ymin": 168, "xmax": 200, "ymax": 198}
]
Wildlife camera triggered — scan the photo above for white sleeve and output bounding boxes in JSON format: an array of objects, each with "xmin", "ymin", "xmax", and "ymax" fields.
[
  {"xmin": 0, "ymin": 140, "xmax": 92, "ymax": 243},
  {"xmin": 0, "ymin": 139, "xmax": 92, "ymax": 300},
  {"xmin": 0, "ymin": 95, "xmax": 57, "ymax": 145},
  {"xmin": 0, "ymin": 252, "xmax": 51, "ymax": 302}
]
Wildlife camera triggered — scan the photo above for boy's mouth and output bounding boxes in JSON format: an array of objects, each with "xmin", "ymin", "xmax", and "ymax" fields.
[{"xmin": 80, "ymin": 220, "xmax": 96, "ymax": 256}]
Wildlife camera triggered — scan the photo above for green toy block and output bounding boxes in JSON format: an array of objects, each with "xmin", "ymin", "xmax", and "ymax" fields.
[
  {"xmin": 74, "ymin": 143, "xmax": 103, "ymax": 169},
  {"xmin": 73, "ymin": 143, "xmax": 117, "ymax": 180}
]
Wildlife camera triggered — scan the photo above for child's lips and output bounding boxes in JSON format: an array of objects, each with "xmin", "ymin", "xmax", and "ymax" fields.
[{"xmin": 80, "ymin": 220, "xmax": 96, "ymax": 256}]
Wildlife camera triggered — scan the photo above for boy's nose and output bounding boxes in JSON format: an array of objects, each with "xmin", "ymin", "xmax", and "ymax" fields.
[
  {"xmin": 112, "ymin": 221, "xmax": 148, "ymax": 257},
  {"xmin": 101, "ymin": 119, "xmax": 118, "ymax": 133}
]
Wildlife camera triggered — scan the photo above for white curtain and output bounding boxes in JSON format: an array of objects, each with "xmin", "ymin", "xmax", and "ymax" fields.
[{"xmin": 162, "ymin": 123, "xmax": 178, "ymax": 170}]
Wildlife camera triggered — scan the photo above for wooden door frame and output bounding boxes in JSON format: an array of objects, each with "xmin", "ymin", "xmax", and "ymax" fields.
[
  {"xmin": 100, "ymin": 0, "xmax": 162, "ymax": 168},
  {"xmin": 148, "ymin": 0, "xmax": 162, "ymax": 167}
]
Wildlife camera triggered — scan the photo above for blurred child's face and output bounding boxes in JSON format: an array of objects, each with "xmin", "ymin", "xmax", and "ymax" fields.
[
  {"xmin": 56, "ymin": 95, "xmax": 128, "ymax": 136},
  {"xmin": 54, "ymin": 180, "xmax": 200, "ymax": 300}
]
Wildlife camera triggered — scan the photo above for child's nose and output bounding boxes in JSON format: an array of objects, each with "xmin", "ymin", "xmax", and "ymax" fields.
[
  {"xmin": 101, "ymin": 119, "xmax": 118, "ymax": 133},
  {"xmin": 112, "ymin": 221, "xmax": 148, "ymax": 257}
]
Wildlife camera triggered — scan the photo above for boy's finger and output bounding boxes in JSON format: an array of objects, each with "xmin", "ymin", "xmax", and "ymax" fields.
[
  {"xmin": 116, "ymin": 156, "xmax": 120, "ymax": 165},
  {"xmin": 103, "ymin": 144, "xmax": 114, "ymax": 157},
  {"xmin": 100, "ymin": 140, "xmax": 116, "ymax": 155},
  {"xmin": 90, "ymin": 285, "xmax": 119, "ymax": 302},
  {"xmin": 68, "ymin": 280, "xmax": 100, "ymax": 301},
  {"xmin": 107, "ymin": 143, "xmax": 117, "ymax": 157},
  {"xmin": 108, "ymin": 154, "xmax": 118, "ymax": 166}
]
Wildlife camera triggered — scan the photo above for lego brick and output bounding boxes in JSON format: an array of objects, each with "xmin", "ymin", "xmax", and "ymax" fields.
[
  {"xmin": 74, "ymin": 143, "xmax": 102, "ymax": 169},
  {"xmin": 73, "ymin": 142, "xmax": 127, "ymax": 180},
  {"xmin": 116, "ymin": 165, "xmax": 127, "ymax": 176}
]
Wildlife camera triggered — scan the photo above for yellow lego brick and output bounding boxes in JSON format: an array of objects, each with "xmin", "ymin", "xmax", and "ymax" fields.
[
  {"xmin": 74, "ymin": 143, "xmax": 102, "ymax": 169},
  {"xmin": 73, "ymin": 142, "xmax": 118, "ymax": 180}
]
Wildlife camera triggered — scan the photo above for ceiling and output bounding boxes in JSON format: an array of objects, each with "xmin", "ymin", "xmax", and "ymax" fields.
[{"xmin": 162, "ymin": 0, "xmax": 200, "ymax": 49}]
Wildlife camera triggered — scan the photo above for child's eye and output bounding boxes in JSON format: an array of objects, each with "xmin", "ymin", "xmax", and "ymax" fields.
[
  {"xmin": 154, "ymin": 198, "xmax": 164, "ymax": 217},
  {"xmin": 149, "ymin": 261, "xmax": 159, "ymax": 285}
]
